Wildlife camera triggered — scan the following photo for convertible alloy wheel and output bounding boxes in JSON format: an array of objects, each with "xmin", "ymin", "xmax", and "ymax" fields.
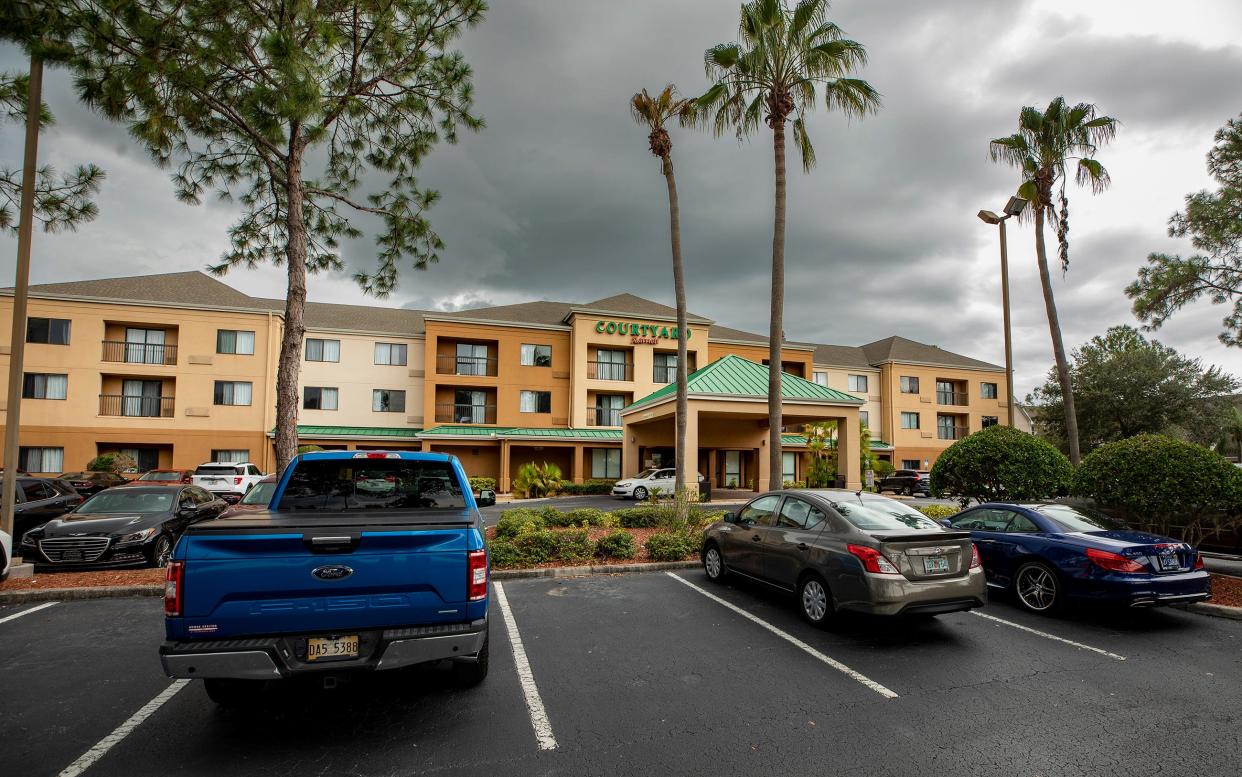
[
  {"xmin": 1014, "ymin": 562, "xmax": 1060, "ymax": 613},
  {"xmin": 799, "ymin": 575, "xmax": 833, "ymax": 627},
  {"xmin": 703, "ymin": 544, "xmax": 727, "ymax": 583},
  {"xmin": 151, "ymin": 535, "xmax": 173, "ymax": 568},
  {"xmin": 632, "ymin": 486, "xmax": 648, "ymax": 501}
]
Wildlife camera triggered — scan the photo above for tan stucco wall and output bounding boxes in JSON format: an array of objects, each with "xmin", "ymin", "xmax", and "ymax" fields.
[
  {"xmin": 878, "ymin": 362, "xmax": 1008, "ymax": 468},
  {"xmin": 298, "ymin": 329, "xmax": 425, "ymax": 428},
  {"xmin": 812, "ymin": 364, "xmax": 884, "ymax": 439},
  {"xmin": 708, "ymin": 341, "xmax": 814, "ymax": 378}
]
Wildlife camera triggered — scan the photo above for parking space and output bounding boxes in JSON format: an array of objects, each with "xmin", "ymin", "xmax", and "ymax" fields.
[{"xmin": 3, "ymin": 571, "xmax": 1241, "ymax": 776}]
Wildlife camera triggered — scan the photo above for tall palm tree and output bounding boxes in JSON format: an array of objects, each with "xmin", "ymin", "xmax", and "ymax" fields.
[
  {"xmin": 699, "ymin": 0, "xmax": 880, "ymax": 490},
  {"xmin": 989, "ymin": 97, "xmax": 1119, "ymax": 466},
  {"xmin": 630, "ymin": 85, "xmax": 696, "ymax": 516}
]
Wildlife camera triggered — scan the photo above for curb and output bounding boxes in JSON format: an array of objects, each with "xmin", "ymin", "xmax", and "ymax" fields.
[
  {"xmin": 0, "ymin": 584, "xmax": 163, "ymax": 605},
  {"xmin": 1181, "ymin": 602, "xmax": 1242, "ymax": 622},
  {"xmin": 492, "ymin": 560, "xmax": 698, "ymax": 580}
]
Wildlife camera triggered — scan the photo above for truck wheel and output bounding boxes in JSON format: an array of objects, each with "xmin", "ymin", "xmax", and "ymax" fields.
[
  {"xmin": 203, "ymin": 678, "xmax": 264, "ymax": 707},
  {"xmin": 452, "ymin": 628, "xmax": 490, "ymax": 688}
]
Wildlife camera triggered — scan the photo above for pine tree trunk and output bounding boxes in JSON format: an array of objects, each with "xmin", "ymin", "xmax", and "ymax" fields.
[
  {"xmin": 274, "ymin": 138, "xmax": 308, "ymax": 475},
  {"xmin": 664, "ymin": 155, "xmax": 690, "ymax": 520},
  {"xmin": 768, "ymin": 120, "xmax": 787, "ymax": 491},
  {"xmin": 1034, "ymin": 207, "xmax": 1081, "ymax": 465}
]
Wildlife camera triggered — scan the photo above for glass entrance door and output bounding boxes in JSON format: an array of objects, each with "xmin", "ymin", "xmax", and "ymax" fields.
[{"xmin": 723, "ymin": 451, "xmax": 742, "ymax": 489}]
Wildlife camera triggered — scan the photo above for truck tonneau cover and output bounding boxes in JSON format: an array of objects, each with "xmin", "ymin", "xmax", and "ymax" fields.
[{"xmin": 186, "ymin": 509, "xmax": 475, "ymax": 532}]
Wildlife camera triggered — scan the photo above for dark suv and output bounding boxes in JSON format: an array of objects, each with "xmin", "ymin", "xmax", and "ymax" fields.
[
  {"xmin": 8, "ymin": 477, "xmax": 85, "ymax": 543},
  {"xmin": 877, "ymin": 469, "xmax": 931, "ymax": 496}
]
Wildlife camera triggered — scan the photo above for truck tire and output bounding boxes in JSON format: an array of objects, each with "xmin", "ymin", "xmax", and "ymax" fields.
[
  {"xmin": 452, "ymin": 627, "xmax": 490, "ymax": 687},
  {"xmin": 203, "ymin": 678, "xmax": 263, "ymax": 707}
]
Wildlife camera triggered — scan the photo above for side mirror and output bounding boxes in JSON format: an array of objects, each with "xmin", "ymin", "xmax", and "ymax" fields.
[
  {"xmin": 940, "ymin": 519, "xmax": 953, "ymax": 529},
  {"xmin": 477, "ymin": 489, "xmax": 496, "ymax": 508},
  {"xmin": 723, "ymin": 512, "xmax": 737, "ymax": 524}
]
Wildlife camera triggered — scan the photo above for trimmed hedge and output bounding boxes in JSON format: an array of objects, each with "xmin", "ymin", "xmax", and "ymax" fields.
[
  {"xmin": 494, "ymin": 509, "xmax": 545, "ymax": 540},
  {"xmin": 468, "ymin": 476, "xmax": 497, "ymax": 492},
  {"xmin": 558, "ymin": 479, "xmax": 616, "ymax": 495},
  {"xmin": 555, "ymin": 529, "xmax": 595, "ymax": 563},
  {"xmin": 645, "ymin": 531, "xmax": 699, "ymax": 562},
  {"xmin": 930, "ymin": 425, "xmax": 1073, "ymax": 506},
  {"xmin": 595, "ymin": 530, "xmax": 637, "ymax": 559},
  {"xmin": 916, "ymin": 504, "xmax": 958, "ymax": 521}
]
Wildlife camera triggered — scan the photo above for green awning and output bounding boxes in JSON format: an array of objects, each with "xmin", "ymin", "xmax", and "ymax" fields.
[
  {"xmin": 781, "ymin": 434, "xmax": 893, "ymax": 451},
  {"xmin": 419, "ymin": 425, "xmax": 622, "ymax": 441},
  {"xmin": 627, "ymin": 354, "xmax": 863, "ymax": 411},
  {"xmin": 280, "ymin": 425, "xmax": 422, "ymax": 439}
]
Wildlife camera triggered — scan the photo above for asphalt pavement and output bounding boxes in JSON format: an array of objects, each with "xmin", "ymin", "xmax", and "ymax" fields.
[{"xmin": 3, "ymin": 569, "xmax": 1240, "ymax": 777}]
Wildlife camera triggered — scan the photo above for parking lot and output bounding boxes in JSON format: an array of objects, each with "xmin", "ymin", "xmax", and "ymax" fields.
[{"xmin": 3, "ymin": 569, "xmax": 1241, "ymax": 777}]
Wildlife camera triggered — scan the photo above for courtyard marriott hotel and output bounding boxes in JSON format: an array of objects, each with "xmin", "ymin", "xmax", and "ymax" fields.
[{"xmin": 0, "ymin": 272, "xmax": 1011, "ymax": 490}]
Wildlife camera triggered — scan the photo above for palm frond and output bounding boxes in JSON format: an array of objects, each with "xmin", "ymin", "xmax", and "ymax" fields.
[
  {"xmin": 792, "ymin": 115, "xmax": 816, "ymax": 171},
  {"xmin": 1076, "ymin": 157, "xmax": 1111, "ymax": 193}
]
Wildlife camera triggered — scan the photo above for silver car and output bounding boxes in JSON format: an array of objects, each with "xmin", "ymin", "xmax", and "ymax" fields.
[{"xmin": 701, "ymin": 489, "xmax": 987, "ymax": 625}]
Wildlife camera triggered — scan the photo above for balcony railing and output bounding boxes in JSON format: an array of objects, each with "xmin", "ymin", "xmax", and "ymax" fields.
[
  {"xmin": 436, "ymin": 354, "xmax": 498, "ymax": 377},
  {"xmin": 101, "ymin": 340, "xmax": 177, "ymax": 365},
  {"xmin": 435, "ymin": 403, "xmax": 497, "ymax": 424},
  {"xmin": 587, "ymin": 408, "xmax": 622, "ymax": 427},
  {"xmin": 937, "ymin": 425, "xmax": 969, "ymax": 441},
  {"xmin": 653, "ymin": 364, "xmax": 694, "ymax": 383},
  {"xmin": 936, "ymin": 390, "xmax": 969, "ymax": 406},
  {"xmin": 589, "ymin": 360, "xmax": 633, "ymax": 381},
  {"xmin": 100, "ymin": 394, "xmax": 174, "ymax": 418}
]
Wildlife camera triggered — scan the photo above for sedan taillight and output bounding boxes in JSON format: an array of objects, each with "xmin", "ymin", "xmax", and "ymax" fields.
[
  {"xmin": 1086, "ymin": 547, "xmax": 1145, "ymax": 573},
  {"xmin": 847, "ymin": 544, "xmax": 901, "ymax": 575},
  {"xmin": 467, "ymin": 550, "xmax": 488, "ymax": 601},
  {"xmin": 970, "ymin": 543, "xmax": 982, "ymax": 569},
  {"xmin": 164, "ymin": 561, "xmax": 184, "ymax": 616},
  {"xmin": 1193, "ymin": 554, "xmax": 1205, "ymax": 571}
]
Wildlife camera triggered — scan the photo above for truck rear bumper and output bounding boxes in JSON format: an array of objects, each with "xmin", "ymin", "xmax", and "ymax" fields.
[{"xmin": 161, "ymin": 618, "xmax": 488, "ymax": 680}]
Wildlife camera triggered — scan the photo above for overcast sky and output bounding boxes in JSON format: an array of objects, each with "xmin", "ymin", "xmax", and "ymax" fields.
[{"xmin": 3, "ymin": 0, "xmax": 1242, "ymax": 398}]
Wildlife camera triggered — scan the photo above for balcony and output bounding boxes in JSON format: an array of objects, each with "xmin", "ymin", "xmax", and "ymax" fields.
[
  {"xmin": 435, "ymin": 403, "xmax": 497, "ymax": 424},
  {"xmin": 101, "ymin": 340, "xmax": 178, "ymax": 365},
  {"xmin": 589, "ymin": 361, "xmax": 633, "ymax": 381},
  {"xmin": 99, "ymin": 394, "xmax": 174, "ymax": 418},
  {"xmin": 936, "ymin": 390, "xmax": 969, "ymax": 406},
  {"xmin": 937, "ymin": 425, "xmax": 969, "ymax": 441},
  {"xmin": 436, "ymin": 354, "xmax": 498, "ymax": 377},
  {"xmin": 586, "ymin": 408, "xmax": 623, "ymax": 427}
]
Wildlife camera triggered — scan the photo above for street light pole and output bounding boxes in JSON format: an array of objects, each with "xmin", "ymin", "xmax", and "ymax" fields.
[{"xmin": 977, "ymin": 196, "xmax": 1027, "ymax": 430}]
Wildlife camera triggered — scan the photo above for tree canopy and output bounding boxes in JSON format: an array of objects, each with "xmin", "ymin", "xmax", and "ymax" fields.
[
  {"xmin": 1128, "ymin": 113, "xmax": 1242, "ymax": 346},
  {"xmin": 1027, "ymin": 325, "xmax": 1239, "ymax": 453}
]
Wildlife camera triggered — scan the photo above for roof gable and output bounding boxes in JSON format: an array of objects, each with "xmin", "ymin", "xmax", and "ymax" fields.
[
  {"xmin": 22, "ymin": 271, "xmax": 260, "ymax": 309},
  {"xmin": 627, "ymin": 354, "xmax": 864, "ymax": 411},
  {"xmin": 861, "ymin": 335, "xmax": 1002, "ymax": 371}
]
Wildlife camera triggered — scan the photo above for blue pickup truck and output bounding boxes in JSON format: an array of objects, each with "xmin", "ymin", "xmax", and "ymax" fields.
[{"xmin": 159, "ymin": 450, "xmax": 493, "ymax": 705}]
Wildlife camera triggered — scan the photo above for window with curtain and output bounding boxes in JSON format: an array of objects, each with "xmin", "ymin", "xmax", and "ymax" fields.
[
  {"xmin": 900, "ymin": 411, "xmax": 920, "ymax": 429},
  {"xmin": 859, "ymin": 410, "xmax": 869, "ymax": 428},
  {"xmin": 595, "ymin": 394, "xmax": 624, "ymax": 426},
  {"xmin": 22, "ymin": 373, "xmax": 67, "ymax": 400},
  {"xmin": 591, "ymin": 449, "xmax": 621, "ymax": 479},
  {"xmin": 520, "ymin": 344, "xmax": 552, "ymax": 367},
  {"xmin": 217, "ymin": 329, "xmax": 256, "ymax": 355},
  {"xmin": 125, "ymin": 327, "xmax": 167, "ymax": 364},
  {"xmin": 453, "ymin": 389, "xmax": 486, "ymax": 423},
  {"xmin": 900, "ymin": 376, "xmax": 920, "ymax": 394},
  {"xmin": 211, "ymin": 449, "xmax": 250, "ymax": 463},
  {"xmin": 595, "ymin": 349, "xmax": 628, "ymax": 381},
  {"xmin": 520, "ymin": 390, "xmax": 551, "ymax": 413},
  {"xmin": 214, "ymin": 381, "xmax": 253, "ymax": 406},
  {"xmin": 782, "ymin": 452, "xmax": 798, "ymax": 483},
  {"xmin": 812, "ymin": 371, "xmax": 829, "ymax": 387},
  {"xmin": 305, "ymin": 338, "xmax": 341, "ymax": 362},
  {"xmin": 374, "ymin": 342, "xmax": 408, "ymax": 366},
  {"xmin": 981, "ymin": 382, "xmax": 998, "ymax": 399},
  {"xmin": 373, "ymin": 389, "xmax": 406, "ymax": 413},
  {"xmin": 456, "ymin": 342, "xmax": 489, "ymax": 375},
  {"xmin": 19, "ymin": 446, "xmax": 63, "ymax": 472},
  {"xmin": 303, "ymin": 386, "xmax": 339, "ymax": 410},
  {"xmin": 26, "ymin": 317, "xmax": 70, "ymax": 345},
  {"xmin": 848, "ymin": 374, "xmax": 868, "ymax": 392}
]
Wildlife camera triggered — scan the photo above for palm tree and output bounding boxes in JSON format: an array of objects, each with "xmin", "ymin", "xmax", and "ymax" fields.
[
  {"xmin": 630, "ymin": 85, "xmax": 696, "ymax": 516},
  {"xmin": 989, "ymin": 97, "xmax": 1119, "ymax": 466},
  {"xmin": 699, "ymin": 0, "xmax": 880, "ymax": 490}
]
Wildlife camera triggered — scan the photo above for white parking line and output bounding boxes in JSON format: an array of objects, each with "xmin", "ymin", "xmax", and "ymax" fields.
[
  {"xmin": 58, "ymin": 679, "xmax": 190, "ymax": 777},
  {"xmin": 666, "ymin": 573, "xmax": 899, "ymax": 699},
  {"xmin": 970, "ymin": 611, "xmax": 1127, "ymax": 661},
  {"xmin": 0, "ymin": 601, "xmax": 58, "ymax": 625},
  {"xmin": 493, "ymin": 582, "xmax": 558, "ymax": 751}
]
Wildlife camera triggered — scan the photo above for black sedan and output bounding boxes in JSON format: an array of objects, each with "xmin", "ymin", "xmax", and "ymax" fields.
[
  {"xmin": 56, "ymin": 471, "xmax": 129, "ymax": 496},
  {"xmin": 20, "ymin": 485, "xmax": 227, "ymax": 569},
  {"xmin": 8, "ymin": 477, "xmax": 85, "ymax": 543}
]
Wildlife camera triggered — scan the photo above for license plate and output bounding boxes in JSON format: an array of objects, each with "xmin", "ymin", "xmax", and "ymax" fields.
[
  {"xmin": 306, "ymin": 635, "xmax": 359, "ymax": 662},
  {"xmin": 923, "ymin": 556, "xmax": 949, "ymax": 573},
  {"xmin": 1159, "ymin": 554, "xmax": 1180, "ymax": 571}
]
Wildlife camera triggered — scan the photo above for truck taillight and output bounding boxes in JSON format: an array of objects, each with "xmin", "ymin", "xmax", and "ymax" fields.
[
  {"xmin": 165, "ymin": 561, "xmax": 184, "ymax": 617},
  {"xmin": 234, "ymin": 476, "xmax": 243, "ymax": 485},
  {"xmin": 467, "ymin": 550, "xmax": 488, "ymax": 601}
]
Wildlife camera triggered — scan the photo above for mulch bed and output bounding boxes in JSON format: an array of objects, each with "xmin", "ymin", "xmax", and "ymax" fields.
[
  {"xmin": 1, "ymin": 567, "xmax": 164, "ymax": 592},
  {"xmin": 1210, "ymin": 574, "xmax": 1242, "ymax": 608}
]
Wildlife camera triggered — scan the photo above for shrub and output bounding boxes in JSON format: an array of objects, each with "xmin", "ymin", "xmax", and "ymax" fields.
[
  {"xmin": 781, "ymin": 480, "xmax": 806, "ymax": 489},
  {"xmin": 613, "ymin": 506, "xmax": 668, "ymax": 528},
  {"xmin": 87, "ymin": 452, "xmax": 137, "ymax": 473},
  {"xmin": 930, "ymin": 425, "xmax": 1073, "ymax": 507},
  {"xmin": 566, "ymin": 507, "xmax": 611, "ymax": 527},
  {"xmin": 297, "ymin": 444, "xmax": 324, "ymax": 454},
  {"xmin": 512, "ymin": 529, "xmax": 559, "ymax": 564},
  {"xmin": 1072, "ymin": 434, "xmax": 1242, "ymax": 545},
  {"xmin": 555, "ymin": 529, "xmax": 594, "ymax": 563},
  {"xmin": 916, "ymin": 504, "xmax": 958, "ymax": 521},
  {"xmin": 468, "ymin": 476, "xmax": 497, "ymax": 493},
  {"xmin": 512, "ymin": 462, "xmax": 563, "ymax": 498},
  {"xmin": 595, "ymin": 530, "xmax": 637, "ymax": 559},
  {"xmin": 872, "ymin": 460, "xmax": 895, "ymax": 478},
  {"xmin": 645, "ymin": 531, "xmax": 698, "ymax": 562},
  {"xmin": 559, "ymin": 479, "xmax": 616, "ymax": 495},
  {"xmin": 494, "ymin": 509, "xmax": 546, "ymax": 539},
  {"xmin": 488, "ymin": 539, "xmax": 525, "ymax": 569}
]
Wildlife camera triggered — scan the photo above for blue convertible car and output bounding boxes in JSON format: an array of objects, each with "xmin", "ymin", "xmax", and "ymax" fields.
[{"xmin": 946, "ymin": 503, "xmax": 1211, "ymax": 614}]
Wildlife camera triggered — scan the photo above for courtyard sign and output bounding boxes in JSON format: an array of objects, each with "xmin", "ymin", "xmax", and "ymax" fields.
[{"xmin": 595, "ymin": 319, "xmax": 692, "ymax": 345}]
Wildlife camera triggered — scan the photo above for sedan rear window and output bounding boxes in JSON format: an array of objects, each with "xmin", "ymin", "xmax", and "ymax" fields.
[
  {"xmin": 277, "ymin": 459, "xmax": 467, "ymax": 511},
  {"xmin": 1036, "ymin": 505, "xmax": 1123, "ymax": 532},
  {"xmin": 78, "ymin": 490, "xmax": 175, "ymax": 514},
  {"xmin": 834, "ymin": 502, "xmax": 938, "ymax": 532},
  {"xmin": 140, "ymin": 471, "xmax": 181, "ymax": 481}
]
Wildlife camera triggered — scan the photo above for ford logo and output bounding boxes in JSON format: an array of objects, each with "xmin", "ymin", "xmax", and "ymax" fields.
[{"xmin": 312, "ymin": 565, "xmax": 354, "ymax": 581}]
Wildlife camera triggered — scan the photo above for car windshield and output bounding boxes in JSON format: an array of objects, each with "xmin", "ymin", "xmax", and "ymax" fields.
[
  {"xmin": 1036, "ymin": 504, "xmax": 1124, "ymax": 532},
  {"xmin": 240, "ymin": 481, "xmax": 276, "ymax": 506},
  {"xmin": 276, "ymin": 458, "xmax": 467, "ymax": 511},
  {"xmin": 834, "ymin": 501, "xmax": 938, "ymax": 532},
  {"xmin": 865, "ymin": 500, "xmax": 941, "ymax": 530},
  {"xmin": 78, "ymin": 489, "xmax": 174, "ymax": 514},
  {"xmin": 139, "ymin": 471, "xmax": 180, "ymax": 481},
  {"xmin": 635, "ymin": 469, "xmax": 659, "ymax": 479}
]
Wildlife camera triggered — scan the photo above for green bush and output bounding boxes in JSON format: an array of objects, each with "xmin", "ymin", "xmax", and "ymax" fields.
[
  {"xmin": 555, "ymin": 529, "xmax": 594, "ymax": 563},
  {"xmin": 613, "ymin": 506, "xmax": 668, "ymax": 528},
  {"xmin": 297, "ymin": 444, "xmax": 325, "ymax": 454},
  {"xmin": 494, "ymin": 509, "xmax": 546, "ymax": 539},
  {"xmin": 781, "ymin": 480, "xmax": 806, "ymax": 489},
  {"xmin": 645, "ymin": 531, "xmax": 699, "ymax": 562},
  {"xmin": 916, "ymin": 504, "xmax": 958, "ymax": 521},
  {"xmin": 513, "ymin": 462, "xmax": 563, "ymax": 498},
  {"xmin": 87, "ymin": 452, "xmax": 137, "ymax": 473},
  {"xmin": 512, "ymin": 529, "xmax": 559, "ymax": 564},
  {"xmin": 468, "ymin": 476, "xmax": 497, "ymax": 493},
  {"xmin": 566, "ymin": 507, "xmax": 611, "ymax": 526},
  {"xmin": 559, "ymin": 479, "xmax": 616, "ymax": 495},
  {"xmin": 595, "ymin": 530, "xmax": 637, "ymax": 559},
  {"xmin": 872, "ymin": 460, "xmax": 896, "ymax": 478},
  {"xmin": 488, "ymin": 540, "xmax": 525, "ymax": 569},
  {"xmin": 1072, "ymin": 434, "xmax": 1242, "ymax": 545},
  {"xmin": 930, "ymin": 425, "xmax": 1073, "ymax": 507}
]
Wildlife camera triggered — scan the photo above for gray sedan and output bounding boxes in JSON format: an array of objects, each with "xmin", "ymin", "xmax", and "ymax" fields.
[{"xmin": 701, "ymin": 489, "xmax": 987, "ymax": 625}]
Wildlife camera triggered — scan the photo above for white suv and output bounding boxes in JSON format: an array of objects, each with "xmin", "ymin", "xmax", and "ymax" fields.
[
  {"xmin": 192, "ymin": 462, "xmax": 266, "ymax": 502},
  {"xmin": 612, "ymin": 468, "xmax": 704, "ymax": 500}
]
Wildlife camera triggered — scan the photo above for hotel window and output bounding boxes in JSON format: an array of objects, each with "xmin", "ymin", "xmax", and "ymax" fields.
[
  {"xmin": 653, "ymin": 352, "xmax": 680, "ymax": 383},
  {"xmin": 520, "ymin": 390, "xmax": 552, "ymax": 413},
  {"xmin": 982, "ymin": 416, "xmax": 999, "ymax": 428},
  {"xmin": 305, "ymin": 338, "xmax": 340, "ymax": 362},
  {"xmin": 848, "ymin": 374, "xmax": 868, "ymax": 393},
  {"xmin": 595, "ymin": 349, "xmax": 629, "ymax": 381},
  {"xmin": 520, "ymin": 344, "xmax": 552, "ymax": 367},
  {"xmin": 18, "ymin": 446, "xmax": 63, "ymax": 473},
  {"xmin": 123, "ymin": 328, "xmax": 168, "ymax": 364},
  {"xmin": 454, "ymin": 389, "xmax": 489, "ymax": 423},
  {"xmin": 900, "ymin": 376, "xmax": 919, "ymax": 394},
  {"xmin": 373, "ymin": 389, "xmax": 406, "ymax": 413},
  {"xmin": 782, "ymin": 452, "xmax": 798, "ymax": 484},
  {"xmin": 595, "ymin": 394, "xmax": 624, "ymax": 426},
  {"xmin": 901, "ymin": 459, "xmax": 921, "ymax": 471},
  {"xmin": 217, "ymin": 329, "xmax": 255, "ymax": 355},
  {"xmin": 121, "ymin": 379, "xmax": 165, "ymax": 417},
  {"xmin": 592, "ymin": 449, "xmax": 621, "ymax": 479},
  {"xmin": 812, "ymin": 371, "xmax": 829, "ymax": 387},
  {"xmin": 26, "ymin": 317, "xmax": 70, "ymax": 345},
  {"xmin": 22, "ymin": 373, "xmax": 67, "ymax": 400},
  {"xmin": 456, "ymin": 342, "xmax": 490, "ymax": 375},
  {"xmin": 303, "ymin": 386, "xmax": 339, "ymax": 410},
  {"xmin": 900, "ymin": 411, "xmax": 920, "ymax": 429},
  {"xmin": 212, "ymin": 449, "xmax": 250, "ymax": 463},
  {"xmin": 214, "ymin": 381, "xmax": 253, "ymax": 406},
  {"xmin": 119, "ymin": 448, "xmax": 160, "ymax": 472},
  {"xmin": 374, "ymin": 342, "xmax": 408, "ymax": 366},
  {"xmin": 859, "ymin": 410, "xmax": 869, "ymax": 429},
  {"xmin": 981, "ymin": 382, "xmax": 998, "ymax": 399}
]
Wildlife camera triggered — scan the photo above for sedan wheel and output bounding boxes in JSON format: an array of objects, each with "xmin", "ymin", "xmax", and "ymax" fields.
[
  {"xmin": 798, "ymin": 575, "xmax": 833, "ymax": 627},
  {"xmin": 703, "ymin": 544, "xmax": 728, "ymax": 583},
  {"xmin": 632, "ymin": 486, "xmax": 648, "ymax": 501},
  {"xmin": 1014, "ymin": 562, "xmax": 1060, "ymax": 613},
  {"xmin": 150, "ymin": 535, "xmax": 173, "ymax": 568}
]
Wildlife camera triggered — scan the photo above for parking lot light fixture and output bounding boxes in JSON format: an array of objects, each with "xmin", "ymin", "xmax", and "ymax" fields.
[{"xmin": 977, "ymin": 196, "xmax": 1028, "ymax": 429}]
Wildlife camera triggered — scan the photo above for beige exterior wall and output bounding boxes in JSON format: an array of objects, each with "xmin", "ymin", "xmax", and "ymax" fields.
[
  {"xmin": 812, "ymin": 364, "xmax": 884, "ymax": 439},
  {"xmin": 877, "ymin": 362, "xmax": 1008, "ymax": 469},
  {"xmin": 708, "ymin": 341, "xmax": 814, "ymax": 378},
  {"xmin": 297, "ymin": 329, "xmax": 425, "ymax": 429}
]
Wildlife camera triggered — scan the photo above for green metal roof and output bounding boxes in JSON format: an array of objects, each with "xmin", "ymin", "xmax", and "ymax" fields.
[
  {"xmin": 419, "ymin": 425, "xmax": 622, "ymax": 441},
  {"xmin": 780, "ymin": 433, "xmax": 893, "ymax": 451},
  {"xmin": 294, "ymin": 425, "xmax": 422, "ymax": 439},
  {"xmin": 627, "ymin": 355, "xmax": 864, "ymax": 411},
  {"xmin": 416, "ymin": 425, "xmax": 502, "ymax": 437}
]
